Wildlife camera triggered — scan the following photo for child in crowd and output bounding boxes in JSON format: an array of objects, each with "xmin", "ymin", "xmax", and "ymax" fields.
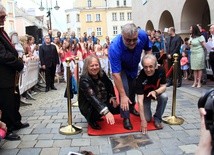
[{"xmin": 180, "ymin": 51, "xmax": 189, "ymax": 79}]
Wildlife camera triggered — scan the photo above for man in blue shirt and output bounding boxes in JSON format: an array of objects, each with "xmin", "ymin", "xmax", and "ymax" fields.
[{"xmin": 109, "ymin": 23, "xmax": 151, "ymax": 130}]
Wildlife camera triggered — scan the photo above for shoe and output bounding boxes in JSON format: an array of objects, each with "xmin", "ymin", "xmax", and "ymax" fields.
[
  {"xmin": 154, "ymin": 121, "xmax": 163, "ymax": 129},
  {"xmin": 51, "ymin": 86, "xmax": 57, "ymax": 90},
  {"xmin": 88, "ymin": 122, "xmax": 101, "ymax": 130},
  {"xmin": 191, "ymin": 83, "xmax": 197, "ymax": 87},
  {"xmin": 14, "ymin": 122, "xmax": 30, "ymax": 130},
  {"xmin": 45, "ymin": 88, "xmax": 49, "ymax": 92},
  {"xmin": 123, "ymin": 118, "xmax": 133, "ymax": 130},
  {"xmin": 130, "ymin": 108, "xmax": 140, "ymax": 116},
  {"xmin": 197, "ymin": 84, "xmax": 201, "ymax": 88},
  {"xmin": 5, "ymin": 132, "xmax": 20, "ymax": 141}
]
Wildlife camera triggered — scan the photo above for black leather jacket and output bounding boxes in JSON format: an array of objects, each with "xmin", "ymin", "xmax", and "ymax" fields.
[{"xmin": 78, "ymin": 71, "xmax": 115, "ymax": 121}]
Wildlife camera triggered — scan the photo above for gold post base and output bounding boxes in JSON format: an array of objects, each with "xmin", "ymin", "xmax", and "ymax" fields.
[
  {"xmin": 59, "ymin": 125, "xmax": 82, "ymax": 135},
  {"xmin": 162, "ymin": 116, "xmax": 184, "ymax": 125}
]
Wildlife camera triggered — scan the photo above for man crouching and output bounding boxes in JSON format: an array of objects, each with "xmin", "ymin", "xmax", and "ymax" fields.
[{"xmin": 135, "ymin": 54, "xmax": 168, "ymax": 134}]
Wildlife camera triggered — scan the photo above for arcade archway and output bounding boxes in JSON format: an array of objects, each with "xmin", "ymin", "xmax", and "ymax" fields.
[
  {"xmin": 158, "ymin": 10, "xmax": 174, "ymax": 32},
  {"xmin": 145, "ymin": 20, "xmax": 154, "ymax": 31},
  {"xmin": 181, "ymin": 0, "xmax": 210, "ymax": 32}
]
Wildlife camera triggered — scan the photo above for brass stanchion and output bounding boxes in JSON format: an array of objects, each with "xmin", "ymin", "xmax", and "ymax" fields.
[
  {"xmin": 72, "ymin": 57, "xmax": 79, "ymax": 107},
  {"xmin": 59, "ymin": 58, "xmax": 82, "ymax": 135},
  {"xmin": 162, "ymin": 53, "xmax": 184, "ymax": 125}
]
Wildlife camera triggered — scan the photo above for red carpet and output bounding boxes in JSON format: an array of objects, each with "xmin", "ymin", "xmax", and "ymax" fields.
[
  {"xmin": 88, "ymin": 87, "xmax": 157, "ymax": 136},
  {"xmin": 87, "ymin": 114, "xmax": 157, "ymax": 136}
]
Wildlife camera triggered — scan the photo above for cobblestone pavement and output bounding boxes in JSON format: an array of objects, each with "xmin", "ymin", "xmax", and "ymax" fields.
[{"xmin": 0, "ymin": 79, "xmax": 213, "ymax": 155}]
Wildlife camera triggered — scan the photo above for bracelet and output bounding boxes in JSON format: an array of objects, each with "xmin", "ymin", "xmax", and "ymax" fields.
[
  {"xmin": 103, "ymin": 109, "xmax": 110, "ymax": 116},
  {"xmin": 154, "ymin": 90, "xmax": 158, "ymax": 95}
]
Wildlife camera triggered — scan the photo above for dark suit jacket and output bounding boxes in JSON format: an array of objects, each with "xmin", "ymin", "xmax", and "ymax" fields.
[
  {"xmin": 39, "ymin": 44, "xmax": 59, "ymax": 67},
  {"xmin": 165, "ymin": 34, "xmax": 182, "ymax": 56},
  {"xmin": 0, "ymin": 29, "xmax": 24, "ymax": 88}
]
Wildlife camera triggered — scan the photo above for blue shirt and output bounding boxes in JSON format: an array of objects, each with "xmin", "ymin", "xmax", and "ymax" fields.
[{"xmin": 108, "ymin": 29, "xmax": 151, "ymax": 79}]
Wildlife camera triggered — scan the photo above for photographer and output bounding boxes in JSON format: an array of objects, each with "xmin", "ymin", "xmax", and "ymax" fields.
[{"xmin": 196, "ymin": 89, "xmax": 214, "ymax": 155}]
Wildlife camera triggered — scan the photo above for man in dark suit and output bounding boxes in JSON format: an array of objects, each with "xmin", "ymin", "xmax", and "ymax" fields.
[
  {"xmin": 0, "ymin": 4, "xmax": 29, "ymax": 141},
  {"xmin": 165, "ymin": 27, "xmax": 183, "ymax": 87},
  {"xmin": 39, "ymin": 35, "xmax": 59, "ymax": 92}
]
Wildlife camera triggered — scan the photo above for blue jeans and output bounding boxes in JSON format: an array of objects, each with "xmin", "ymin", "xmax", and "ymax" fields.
[
  {"xmin": 120, "ymin": 71, "xmax": 136, "ymax": 119},
  {"xmin": 142, "ymin": 92, "xmax": 168, "ymax": 123}
]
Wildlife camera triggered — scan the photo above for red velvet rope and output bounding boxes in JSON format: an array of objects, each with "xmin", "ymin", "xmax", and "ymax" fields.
[{"xmin": 166, "ymin": 65, "xmax": 173, "ymax": 78}]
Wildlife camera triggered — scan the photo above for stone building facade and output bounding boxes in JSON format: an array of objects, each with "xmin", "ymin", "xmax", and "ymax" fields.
[{"xmin": 132, "ymin": 0, "xmax": 214, "ymax": 35}]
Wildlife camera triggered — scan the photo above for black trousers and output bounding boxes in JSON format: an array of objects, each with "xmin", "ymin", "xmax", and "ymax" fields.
[
  {"xmin": 45, "ymin": 64, "xmax": 56, "ymax": 88},
  {"xmin": 0, "ymin": 87, "xmax": 22, "ymax": 132},
  {"xmin": 209, "ymin": 52, "xmax": 214, "ymax": 77}
]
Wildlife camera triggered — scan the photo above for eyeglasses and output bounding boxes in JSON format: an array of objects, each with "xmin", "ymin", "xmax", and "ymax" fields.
[{"xmin": 123, "ymin": 36, "xmax": 138, "ymax": 43}]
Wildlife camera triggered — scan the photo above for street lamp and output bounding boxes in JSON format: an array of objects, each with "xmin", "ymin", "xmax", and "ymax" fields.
[{"xmin": 39, "ymin": 0, "xmax": 60, "ymax": 30}]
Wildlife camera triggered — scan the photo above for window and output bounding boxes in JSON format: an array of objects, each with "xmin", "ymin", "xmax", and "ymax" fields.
[
  {"xmin": 124, "ymin": 0, "xmax": 126, "ymax": 6},
  {"xmin": 113, "ymin": 26, "xmax": 118, "ymax": 35},
  {"xmin": 76, "ymin": 14, "xmax": 80, "ymax": 22},
  {"xmin": 127, "ymin": 12, "xmax": 132, "ymax": 20},
  {"xmin": 120, "ymin": 12, "xmax": 124, "ymax": 21},
  {"xmin": 96, "ymin": 27, "xmax": 102, "ymax": 36},
  {"xmin": 116, "ymin": 0, "xmax": 119, "ymax": 6},
  {"xmin": 112, "ymin": 13, "xmax": 117, "ymax": 21},
  {"xmin": 88, "ymin": 0, "xmax": 92, "ymax": 7},
  {"xmin": 86, "ymin": 14, "xmax": 92, "ymax": 22},
  {"xmin": 66, "ymin": 14, "xmax": 70, "ymax": 23},
  {"xmin": 95, "ymin": 14, "xmax": 101, "ymax": 22}
]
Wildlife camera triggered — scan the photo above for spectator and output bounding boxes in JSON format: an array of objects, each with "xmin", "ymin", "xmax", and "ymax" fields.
[
  {"xmin": 189, "ymin": 25, "xmax": 206, "ymax": 88},
  {"xmin": 196, "ymin": 89, "xmax": 214, "ymax": 155},
  {"xmin": 70, "ymin": 31, "xmax": 79, "ymax": 44},
  {"xmin": 165, "ymin": 27, "xmax": 183, "ymax": 87},
  {"xmin": 39, "ymin": 35, "xmax": 59, "ymax": 92},
  {"xmin": 83, "ymin": 32, "xmax": 88, "ymax": 42},
  {"xmin": 180, "ymin": 51, "xmax": 189, "ymax": 79},
  {"xmin": 208, "ymin": 24, "xmax": 214, "ymax": 79},
  {"xmin": 91, "ymin": 31, "xmax": 98, "ymax": 44}
]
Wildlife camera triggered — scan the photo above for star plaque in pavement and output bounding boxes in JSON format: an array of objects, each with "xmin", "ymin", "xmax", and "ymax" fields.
[{"xmin": 110, "ymin": 133, "xmax": 153, "ymax": 153}]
